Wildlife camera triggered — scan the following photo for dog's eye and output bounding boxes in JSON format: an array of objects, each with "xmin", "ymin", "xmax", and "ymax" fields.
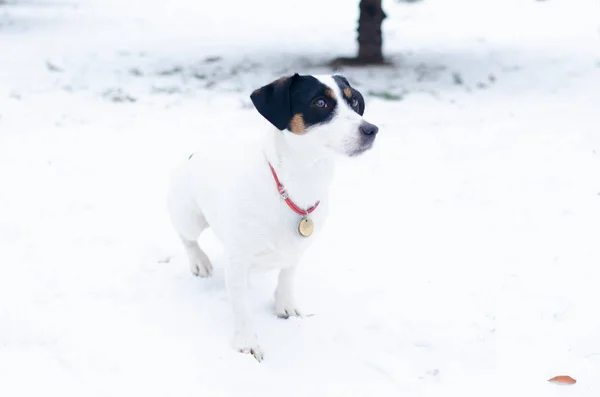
[
  {"xmin": 351, "ymin": 97, "xmax": 359, "ymax": 108},
  {"xmin": 313, "ymin": 98, "xmax": 328, "ymax": 108}
]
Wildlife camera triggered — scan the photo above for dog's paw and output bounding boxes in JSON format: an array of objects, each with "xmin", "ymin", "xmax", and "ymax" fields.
[
  {"xmin": 190, "ymin": 259, "xmax": 213, "ymax": 278},
  {"xmin": 275, "ymin": 301, "xmax": 303, "ymax": 319},
  {"xmin": 233, "ymin": 331, "xmax": 264, "ymax": 362},
  {"xmin": 185, "ymin": 243, "xmax": 213, "ymax": 278}
]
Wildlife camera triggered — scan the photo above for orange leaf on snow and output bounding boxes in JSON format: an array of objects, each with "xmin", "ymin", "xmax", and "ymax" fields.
[{"xmin": 548, "ymin": 375, "xmax": 577, "ymax": 385}]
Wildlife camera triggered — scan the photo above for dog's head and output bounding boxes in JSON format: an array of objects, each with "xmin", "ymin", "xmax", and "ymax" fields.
[{"xmin": 250, "ymin": 74, "xmax": 378, "ymax": 157}]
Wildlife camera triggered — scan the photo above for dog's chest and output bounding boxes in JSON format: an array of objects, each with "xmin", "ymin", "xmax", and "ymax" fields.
[
  {"xmin": 186, "ymin": 142, "xmax": 332, "ymax": 269},
  {"xmin": 249, "ymin": 197, "xmax": 328, "ymax": 269}
]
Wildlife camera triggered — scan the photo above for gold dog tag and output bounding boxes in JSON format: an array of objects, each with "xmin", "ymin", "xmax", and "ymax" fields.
[{"xmin": 298, "ymin": 218, "xmax": 314, "ymax": 237}]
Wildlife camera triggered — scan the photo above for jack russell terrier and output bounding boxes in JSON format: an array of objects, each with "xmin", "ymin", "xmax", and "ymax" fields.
[{"xmin": 167, "ymin": 73, "xmax": 378, "ymax": 361}]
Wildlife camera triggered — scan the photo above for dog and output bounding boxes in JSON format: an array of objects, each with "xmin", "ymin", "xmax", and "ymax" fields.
[{"xmin": 167, "ymin": 73, "xmax": 378, "ymax": 361}]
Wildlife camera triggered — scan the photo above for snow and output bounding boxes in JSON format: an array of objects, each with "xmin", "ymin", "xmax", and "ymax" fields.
[{"xmin": 1, "ymin": 0, "xmax": 600, "ymax": 395}]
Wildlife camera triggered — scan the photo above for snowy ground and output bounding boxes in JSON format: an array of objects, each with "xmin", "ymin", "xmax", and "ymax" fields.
[{"xmin": 1, "ymin": 0, "xmax": 600, "ymax": 395}]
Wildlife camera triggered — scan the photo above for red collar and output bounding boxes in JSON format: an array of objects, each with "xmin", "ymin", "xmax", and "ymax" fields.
[{"xmin": 267, "ymin": 161, "xmax": 320, "ymax": 216}]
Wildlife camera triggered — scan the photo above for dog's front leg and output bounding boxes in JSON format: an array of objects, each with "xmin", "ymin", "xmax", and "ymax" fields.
[
  {"xmin": 225, "ymin": 256, "xmax": 264, "ymax": 362},
  {"xmin": 275, "ymin": 265, "xmax": 303, "ymax": 319}
]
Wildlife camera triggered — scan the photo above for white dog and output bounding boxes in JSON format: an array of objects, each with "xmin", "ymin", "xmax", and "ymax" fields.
[{"xmin": 167, "ymin": 73, "xmax": 378, "ymax": 361}]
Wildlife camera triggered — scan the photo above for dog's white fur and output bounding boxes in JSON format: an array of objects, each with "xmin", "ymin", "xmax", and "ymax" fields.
[{"xmin": 167, "ymin": 75, "xmax": 372, "ymax": 361}]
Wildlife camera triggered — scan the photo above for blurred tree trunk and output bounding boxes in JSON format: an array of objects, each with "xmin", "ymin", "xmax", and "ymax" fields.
[
  {"xmin": 357, "ymin": 0, "xmax": 386, "ymax": 63},
  {"xmin": 331, "ymin": 0, "xmax": 387, "ymax": 66}
]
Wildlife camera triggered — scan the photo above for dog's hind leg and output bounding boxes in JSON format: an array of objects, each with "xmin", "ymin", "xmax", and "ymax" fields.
[
  {"xmin": 180, "ymin": 232, "xmax": 213, "ymax": 278},
  {"xmin": 168, "ymin": 191, "xmax": 213, "ymax": 277}
]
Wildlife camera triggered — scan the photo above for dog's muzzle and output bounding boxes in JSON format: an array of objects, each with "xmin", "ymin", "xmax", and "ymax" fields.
[{"xmin": 352, "ymin": 121, "xmax": 378, "ymax": 156}]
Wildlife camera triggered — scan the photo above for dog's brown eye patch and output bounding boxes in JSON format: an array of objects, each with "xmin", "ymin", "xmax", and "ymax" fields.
[
  {"xmin": 289, "ymin": 113, "xmax": 305, "ymax": 134},
  {"xmin": 324, "ymin": 89, "xmax": 335, "ymax": 99},
  {"xmin": 332, "ymin": 75, "xmax": 365, "ymax": 116}
]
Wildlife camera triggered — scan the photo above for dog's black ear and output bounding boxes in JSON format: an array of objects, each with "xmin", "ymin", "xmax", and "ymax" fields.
[{"xmin": 250, "ymin": 74, "xmax": 299, "ymax": 131}]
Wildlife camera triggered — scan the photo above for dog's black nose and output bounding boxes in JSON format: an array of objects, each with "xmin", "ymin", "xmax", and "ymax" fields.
[{"xmin": 359, "ymin": 122, "xmax": 379, "ymax": 136}]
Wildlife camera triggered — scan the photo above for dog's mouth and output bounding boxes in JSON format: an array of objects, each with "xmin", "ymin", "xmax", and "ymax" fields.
[{"xmin": 347, "ymin": 141, "xmax": 374, "ymax": 157}]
